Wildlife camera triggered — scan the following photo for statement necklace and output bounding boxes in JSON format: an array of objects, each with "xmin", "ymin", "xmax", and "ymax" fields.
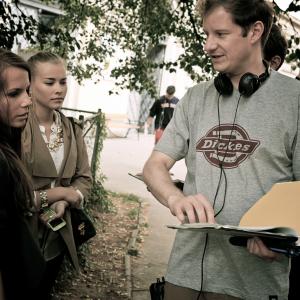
[{"xmin": 46, "ymin": 125, "xmax": 64, "ymax": 152}]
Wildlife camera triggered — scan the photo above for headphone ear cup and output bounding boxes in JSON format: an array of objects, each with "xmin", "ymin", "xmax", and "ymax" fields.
[
  {"xmin": 238, "ymin": 73, "xmax": 260, "ymax": 97},
  {"xmin": 214, "ymin": 73, "xmax": 233, "ymax": 96}
]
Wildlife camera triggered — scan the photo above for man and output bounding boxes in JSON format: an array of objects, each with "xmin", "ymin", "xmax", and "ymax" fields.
[
  {"xmin": 263, "ymin": 23, "xmax": 288, "ymax": 70},
  {"xmin": 147, "ymin": 85, "xmax": 179, "ymax": 144},
  {"xmin": 143, "ymin": 1, "xmax": 300, "ymax": 299}
]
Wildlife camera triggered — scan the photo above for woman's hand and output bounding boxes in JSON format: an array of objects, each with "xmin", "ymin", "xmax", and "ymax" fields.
[
  {"xmin": 45, "ymin": 186, "xmax": 82, "ymax": 208},
  {"xmin": 50, "ymin": 200, "xmax": 69, "ymax": 219},
  {"xmin": 39, "ymin": 200, "xmax": 68, "ymax": 227},
  {"xmin": 63, "ymin": 187, "xmax": 82, "ymax": 208}
]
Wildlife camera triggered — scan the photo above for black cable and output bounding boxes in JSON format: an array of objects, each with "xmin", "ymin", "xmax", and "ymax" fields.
[
  {"xmin": 214, "ymin": 167, "xmax": 227, "ymax": 217},
  {"xmin": 196, "ymin": 94, "xmax": 242, "ymax": 300},
  {"xmin": 196, "ymin": 233, "xmax": 208, "ymax": 300},
  {"xmin": 212, "ymin": 94, "xmax": 224, "ymax": 211},
  {"xmin": 214, "ymin": 95, "xmax": 241, "ymax": 217}
]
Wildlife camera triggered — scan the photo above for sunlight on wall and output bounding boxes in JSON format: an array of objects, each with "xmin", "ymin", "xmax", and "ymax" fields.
[{"xmin": 64, "ymin": 75, "xmax": 129, "ymax": 114}]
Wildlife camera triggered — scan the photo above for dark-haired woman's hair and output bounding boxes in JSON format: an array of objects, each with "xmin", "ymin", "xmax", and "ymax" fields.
[
  {"xmin": 0, "ymin": 48, "xmax": 34, "ymax": 214},
  {"xmin": 28, "ymin": 51, "xmax": 64, "ymax": 77}
]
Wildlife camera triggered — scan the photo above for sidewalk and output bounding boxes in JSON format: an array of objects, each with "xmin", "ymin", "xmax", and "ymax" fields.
[{"xmin": 100, "ymin": 133, "xmax": 186, "ymax": 300}]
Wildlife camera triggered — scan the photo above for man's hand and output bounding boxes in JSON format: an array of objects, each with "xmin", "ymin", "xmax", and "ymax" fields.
[
  {"xmin": 167, "ymin": 194, "xmax": 215, "ymax": 224},
  {"xmin": 143, "ymin": 151, "xmax": 216, "ymax": 224},
  {"xmin": 247, "ymin": 237, "xmax": 280, "ymax": 261}
]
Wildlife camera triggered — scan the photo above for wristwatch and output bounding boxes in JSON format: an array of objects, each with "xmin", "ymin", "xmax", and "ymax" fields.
[{"xmin": 39, "ymin": 190, "xmax": 48, "ymax": 212}]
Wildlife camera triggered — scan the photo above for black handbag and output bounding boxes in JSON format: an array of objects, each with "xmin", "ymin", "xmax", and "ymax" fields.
[
  {"xmin": 149, "ymin": 277, "xmax": 165, "ymax": 300},
  {"xmin": 67, "ymin": 117, "xmax": 97, "ymax": 247},
  {"xmin": 70, "ymin": 208, "xmax": 96, "ymax": 247}
]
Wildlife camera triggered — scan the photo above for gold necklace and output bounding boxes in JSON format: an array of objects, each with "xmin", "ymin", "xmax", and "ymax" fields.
[{"xmin": 46, "ymin": 125, "xmax": 64, "ymax": 152}]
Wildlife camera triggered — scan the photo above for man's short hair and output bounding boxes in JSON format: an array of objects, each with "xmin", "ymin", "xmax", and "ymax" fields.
[
  {"xmin": 197, "ymin": 0, "xmax": 274, "ymax": 47},
  {"xmin": 166, "ymin": 85, "xmax": 176, "ymax": 95},
  {"xmin": 263, "ymin": 23, "xmax": 288, "ymax": 69}
]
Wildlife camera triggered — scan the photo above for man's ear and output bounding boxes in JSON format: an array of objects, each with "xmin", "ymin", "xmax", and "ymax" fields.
[
  {"xmin": 249, "ymin": 21, "xmax": 264, "ymax": 44},
  {"xmin": 270, "ymin": 55, "xmax": 282, "ymax": 71}
]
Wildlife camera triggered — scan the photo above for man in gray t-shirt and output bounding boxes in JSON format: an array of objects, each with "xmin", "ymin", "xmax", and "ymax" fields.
[{"xmin": 143, "ymin": 1, "xmax": 300, "ymax": 300}]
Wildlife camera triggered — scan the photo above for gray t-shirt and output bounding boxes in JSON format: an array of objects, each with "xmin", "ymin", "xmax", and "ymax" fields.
[{"xmin": 155, "ymin": 70, "xmax": 300, "ymax": 300}]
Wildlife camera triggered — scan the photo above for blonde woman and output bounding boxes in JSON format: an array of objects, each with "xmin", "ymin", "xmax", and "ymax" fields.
[{"xmin": 23, "ymin": 52, "xmax": 92, "ymax": 299}]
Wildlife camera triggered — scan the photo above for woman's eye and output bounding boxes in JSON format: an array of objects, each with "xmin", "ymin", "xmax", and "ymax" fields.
[
  {"xmin": 44, "ymin": 82, "xmax": 54, "ymax": 86},
  {"xmin": 7, "ymin": 90, "xmax": 20, "ymax": 97}
]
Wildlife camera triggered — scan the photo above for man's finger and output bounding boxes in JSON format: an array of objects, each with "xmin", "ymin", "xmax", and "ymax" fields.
[{"xmin": 194, "ymin": 195, "xmax": 215, "ymax": 223}]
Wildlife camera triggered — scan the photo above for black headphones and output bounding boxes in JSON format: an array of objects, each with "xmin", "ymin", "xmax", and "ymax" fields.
[{"xmin": 214, "ymin": 60, "xmax": 270, "ymax": 97}]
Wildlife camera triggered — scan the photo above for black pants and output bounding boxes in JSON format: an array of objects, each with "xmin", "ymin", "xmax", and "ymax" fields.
[
  {"xmin": 164, "ymin": 282, "xmax": 242, "ymax": 300},
  {"xmin": 36, "ymin": 254, "xmax": 65, "ymax": 300},
  {"xmin": 289, "ymin": 256, "xmax": 300, "ymax": 299}
]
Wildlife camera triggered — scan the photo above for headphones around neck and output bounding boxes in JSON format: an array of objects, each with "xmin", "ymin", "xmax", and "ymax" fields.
[{"xmin": 214, "ymin": 60, "xmax": 270, "ymax": 97}]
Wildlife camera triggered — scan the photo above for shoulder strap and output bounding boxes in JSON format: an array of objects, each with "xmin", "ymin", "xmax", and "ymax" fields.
[{"xmin": 67, "ymin": 116, "xmax": 76, "ymax": 136}]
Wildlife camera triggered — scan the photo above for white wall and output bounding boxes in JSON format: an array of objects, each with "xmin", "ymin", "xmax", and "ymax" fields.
[
  {"xmin": 64, "ymin": 75, "xmax": 130, "ymax": 114},
  {"xmin": 64, "ymin": 43, "xmax": 133, "ymax": 115},
  {"xmin": 160, "ymin": 36, "xmax": 195, "ymax": 99}
]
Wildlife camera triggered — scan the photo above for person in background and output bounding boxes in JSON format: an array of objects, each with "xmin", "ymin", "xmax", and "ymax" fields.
[
  {"xmin": 0, "ymin": 48, "xmax": 45, "ymax": 300},
  {"xmin": 143, "ymin": 0, "xmax": 300, "ymax": 299},
  {"xmin": 263, "ymin": 23, "xmax": 287, "ymax": 71},
  {"xmin": 22, "ymin": 52, "xmax": 92, "ymax": 299},
  {"xmin": 146, "ymin": 85, "xmax": 179, "ymax": 144}
]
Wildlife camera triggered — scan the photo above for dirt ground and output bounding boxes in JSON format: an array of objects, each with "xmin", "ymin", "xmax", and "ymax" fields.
[{"xmin": 52, "ymin": 192, "xmax": 147, "ymax": 300}]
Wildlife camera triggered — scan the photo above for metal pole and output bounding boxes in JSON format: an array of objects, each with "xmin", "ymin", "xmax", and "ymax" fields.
[{"xmin": 91, "ymin": 109, "xmax": 102, "ymax": 182}]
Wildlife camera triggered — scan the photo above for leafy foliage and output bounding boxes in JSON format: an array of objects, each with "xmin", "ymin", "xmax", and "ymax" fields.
[
  {"xmin": 3, "ymin": 0, "xmax": 300, "ymax": 97},
  {"xmin": 0, "ymin": 0, "xmax": 36, "ymax": 49},
  {"xmin": 84, "ymin": 111, "xmax": 110, "ymax": 212}
]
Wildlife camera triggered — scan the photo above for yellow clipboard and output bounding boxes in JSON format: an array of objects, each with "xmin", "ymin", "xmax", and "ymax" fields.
[{"xmin": 240, "ymin": 181, "xmax": 300, "ymax": 236}]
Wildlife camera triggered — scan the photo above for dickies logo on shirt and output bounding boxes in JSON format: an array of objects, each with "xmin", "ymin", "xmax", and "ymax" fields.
[{"xmin": 196, "ymin": 124, "xmax": 260, "ymax": 169}]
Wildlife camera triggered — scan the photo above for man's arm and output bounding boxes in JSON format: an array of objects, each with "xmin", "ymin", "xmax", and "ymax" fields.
[
  {"xmin": 143, "ymin": 150, "xmax": 181, "ymax": 207},
  {"xmin": 143, "ymin": 151, "xmax": 279, "ymax": 259},
  {"xmin": 143, "ymin": 150, "xmax": 215, "ymax": 224},
  {"xmin": 149, "ymin": 100, "xmax": 161, "ymax": 118},
  {"xmin": 146, "ymin": 116, "xmax": 154, "ymax": 126}
]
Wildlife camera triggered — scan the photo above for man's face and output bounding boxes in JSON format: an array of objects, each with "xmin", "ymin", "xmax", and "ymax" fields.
[{"xmin": 203, "ymin": 6, "xmax": 253, "ymax": 77}]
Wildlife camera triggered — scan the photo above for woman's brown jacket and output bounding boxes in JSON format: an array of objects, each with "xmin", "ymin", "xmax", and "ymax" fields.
[{"xmin": 22, "ymin": 110, "xmax": 92, "ymax": 271}]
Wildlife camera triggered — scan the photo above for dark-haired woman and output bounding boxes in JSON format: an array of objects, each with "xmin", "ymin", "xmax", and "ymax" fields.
[{"xmin": 0, "ymin": 48, "xmax": 45, "ymax": 300}]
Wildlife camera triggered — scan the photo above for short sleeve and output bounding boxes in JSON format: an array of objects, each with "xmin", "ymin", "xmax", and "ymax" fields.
[{"xmin": 149, "ymin": 100, "xmax": 161, "ymax": 117}]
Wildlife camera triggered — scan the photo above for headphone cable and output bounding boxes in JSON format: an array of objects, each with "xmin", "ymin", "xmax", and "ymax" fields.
[{"xmin": 196, "ymin": 94, "xmax": 242, "ymax": 300}]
